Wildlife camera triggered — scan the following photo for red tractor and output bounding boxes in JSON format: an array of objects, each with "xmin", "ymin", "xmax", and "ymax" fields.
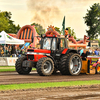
[{"xmin": 15, "ymin": 34, "xmax": 82, "ymax": 76}]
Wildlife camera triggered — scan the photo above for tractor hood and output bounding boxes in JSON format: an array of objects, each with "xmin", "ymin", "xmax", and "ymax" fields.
[{"xmin": 27, "ymin": 49, "xmax": 51, "ymax": 55}]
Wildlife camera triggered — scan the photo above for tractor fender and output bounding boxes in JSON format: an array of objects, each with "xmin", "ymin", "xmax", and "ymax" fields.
[
  {"xmin": 62, "ymin": 49, "xmax": 78, "ymax": 54},
  {"xmin": 46, "ymin": 55, "xmax": 56, "ymax": 65}
]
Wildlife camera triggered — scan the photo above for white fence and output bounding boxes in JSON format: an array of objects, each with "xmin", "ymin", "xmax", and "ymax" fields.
[{"xmin": 0, "ymin": 57, "xmax": 18, "ymax": 66}]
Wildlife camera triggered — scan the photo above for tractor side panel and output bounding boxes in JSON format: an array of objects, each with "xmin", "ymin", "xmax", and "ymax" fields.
[
  {"xmin": 27, "ymin": 49, "xmax": 51, "ymax": 62},
  {"xmin": 34, "ymin": 55, "xmax": 47, "ymax": 62},
  {"xmin": 34, "ymin": 49, "xmax": 51, "ymax": 53},
  {"xmin": 27, "ymin": 54, "xmax": 47, "ymax": 62}
]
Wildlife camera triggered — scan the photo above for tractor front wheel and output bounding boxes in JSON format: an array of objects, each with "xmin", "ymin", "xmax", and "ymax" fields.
[
  {"xmin": 15, "ymin": 56, "xmax": 32, "ymax": 75},
  {"xmin": 36, "ymin": 57, "xmax": 54, "ymax": 76}
]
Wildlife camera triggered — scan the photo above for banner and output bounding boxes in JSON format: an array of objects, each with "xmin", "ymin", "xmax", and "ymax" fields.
[
  {"xmin": 0, "ymin": 57, "xmax": 18, "ymax": 66},
  {"xmin": 7, "ymin": 57, "xmax": 18, "ymax": 66}
]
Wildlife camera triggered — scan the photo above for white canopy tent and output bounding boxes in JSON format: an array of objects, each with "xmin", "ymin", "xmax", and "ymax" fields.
[{"xmin": 0, "ymin": 31, "xmax": 24, "ymax": 44}]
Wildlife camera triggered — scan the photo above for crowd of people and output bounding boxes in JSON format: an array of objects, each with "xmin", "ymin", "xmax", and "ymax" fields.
[
  {"xmin": 0, "ymin": 44, "xmax": 100, "ymax": 58},
  {"xmin": 78, "ymin": 47, "xmax": 100, "ymax": 60},
  {"xmin": 0, "ymin": 45, "xmax": 27, "ymax": 57},
  {"xmin": 78, "ymin": 47, "xmax": 100, "ymax": 56}
]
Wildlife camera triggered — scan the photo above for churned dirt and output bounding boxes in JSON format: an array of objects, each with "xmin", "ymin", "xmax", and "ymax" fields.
[
  {"xmin": 0, "ymin": 85, "xmax": 100, "ymax": 100},
  {"xmin": 0, "ymin": 71, "xmax": 100, "ymax": 100}
]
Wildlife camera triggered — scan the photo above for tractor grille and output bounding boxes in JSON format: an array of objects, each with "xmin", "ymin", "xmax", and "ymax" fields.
[{"xmin": 28, "ymin": 55, "xmax": 34, "ymax": 60}]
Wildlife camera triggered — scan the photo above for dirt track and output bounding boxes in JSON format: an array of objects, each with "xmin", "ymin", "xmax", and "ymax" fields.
[
  {"xmin": 0, "ymin": 71, "xmax": 100, "ymax": 85},
  {"xmin": 0, "ymin": 85, "xmax": 100, "ymax": 100},
  {"xmin": 0, "ymin": 71, "xmax": 100, "ymax": 100}
]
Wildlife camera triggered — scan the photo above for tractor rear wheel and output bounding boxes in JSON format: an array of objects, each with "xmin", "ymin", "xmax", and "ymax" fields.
[
  {"xmin": 15, "ymin": 56, "xmax": 32, "ymax": 75},
  {"xmin": 59, "ymin": 53, "xmax": 82, "ymax": 75},
  {"xmin": 36, "ymin": 57, "xmax": 54, "ymax": 76},
  {"xmin": 96, "ymin": 64, "xmax": 100, "ymax": 74},
  {"xmin": 58, "ymin": 53, "xmax": 72, "ymax": 75}
]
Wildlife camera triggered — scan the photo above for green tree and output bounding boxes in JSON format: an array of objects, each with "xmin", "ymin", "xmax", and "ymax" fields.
[
  {"xmin": 31, "ymin": 23, "xmax": 45, "ymax": 35},
  {"xmin": 55, "ymin": 27, "xmax": 62, "ymax": 34},
  {"xmin": 66, "ymin": 27, "xmax": 76, "ymax": 39},
  {"xmin": 3, "ymin": 11, "xmax": 20, "ymax": 34},
  {"xmin": 84, "ymin": 3, "xmax": 100, "ymax": 40},
  {"xmin": 0, "ymin": 11, "xmax": 20, "ymax": 34},
  {"xmin": 0, "ymin": 11, "xmax": 9, "ymax": 32}
]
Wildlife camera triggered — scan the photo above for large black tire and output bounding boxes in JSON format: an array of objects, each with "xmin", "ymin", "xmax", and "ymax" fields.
[
  {"xmin": 96, "ymin": 64, "xmax": 100, "ymax": 74},
  {"xmin": 58, "ymin": 53, "xmax": 72, "ymax": 75},
  {"xmin": 15, "ymin": 56, "xmax": 32, "ymax": 75},
  {"xmin": 36, "ymin": 57, "xmax": 54, "ymax": 76},
  {"xmin": 59, "ymin": 53, "xmax": 82, "ymax": 75}
]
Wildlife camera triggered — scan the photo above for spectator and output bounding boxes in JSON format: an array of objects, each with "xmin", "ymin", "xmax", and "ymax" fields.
[
  {"xmin": 80, "ymin": 48, "xmax": 84, "ymax": 55},
  {"xmin": 4, "ymin": 46, "xmax": 8, "ymax": 57},
  {"xmin": 8, "ymin": 49, "xmax": 11, "ymax": 57},
  {"xmin": 98, "ymin": 48, "xmax": 100, "ymax": 56},
  {"xmin": 94, "ymin": 48, "xmax": 99, "ymax": 55},
  {"xmin": 81, "ymin": 49, "xmax": 88, "ymax": 60},
  {"xmin": 92, "ymin": 49, "xmax": 95, "ymax": 55},
  {"xmin": 86, "ymin": 49, "xmax": 90, "ymax": 55},
  {"xmin": 7, "ymin": 45, "xmax": 10, "ymax": 50},
  {"xmin": 24, "ymin": 46, "xmax": 27, "ymax": 55},
  {"xmin": 21, "ymin": 49, "xmax": 25, "ymax": 55},
  {"xmin": 78, "ymin": 47, "xmax": 81, "ymax": 54},
  {"xmin": 16, "ymin": 47, "xmax": 21, "ymax": 57},
  {"xmin": 0, "ymin": 47, "xmax": 4, "ymax": 57},
  {"xmin": 11, "ymin": 45, "xmax": 17, "ymax": 57},
  {"xmin": 9, "ymin": 45, "xmax": 12, "ymax": 51},
  {"xmin": 89, "ymin": 48, "xmax": 92, "ymax": 55}
]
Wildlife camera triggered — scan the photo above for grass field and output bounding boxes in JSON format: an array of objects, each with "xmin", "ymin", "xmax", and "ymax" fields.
[
  {"xmin": 0, "ymin": 80, "xmax": 100, "ymax": 91},
  {"xmin": 0, "ymin": 66, "xmax": 36, "ymax": 72}
]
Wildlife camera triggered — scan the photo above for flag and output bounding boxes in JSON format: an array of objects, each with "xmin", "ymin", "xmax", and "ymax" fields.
[{"xmin": 62, "ymin": 16, "xmax": 65, "ymax": 35}]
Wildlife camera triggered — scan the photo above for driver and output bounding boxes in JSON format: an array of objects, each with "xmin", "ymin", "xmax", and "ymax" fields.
[{"xmin": 43, "ymin": 38, "xmax": 51, "ymax": 49}]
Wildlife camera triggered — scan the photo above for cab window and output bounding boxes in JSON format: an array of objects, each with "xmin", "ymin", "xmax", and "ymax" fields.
[
  {"xmin": 42, "ymin": 37, "xmax": 52, "ymax": 50},
  {"xmin": 59, "ymin": 38, "xmax": 65, "ymax": 50},
  {"xmin": 51, "ymin": 38, "xmax": 56, "ymax": 50}
]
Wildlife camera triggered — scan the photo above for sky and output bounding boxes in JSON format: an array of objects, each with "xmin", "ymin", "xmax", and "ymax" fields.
[{"xmin": 0, "ymin": 0, "xmax": 100, "ymax": 38}]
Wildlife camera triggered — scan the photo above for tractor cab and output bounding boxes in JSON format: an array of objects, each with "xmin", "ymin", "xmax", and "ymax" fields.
[{"xmin": 40, "ymin": 34, "xmax": 68, "ymax": 52}]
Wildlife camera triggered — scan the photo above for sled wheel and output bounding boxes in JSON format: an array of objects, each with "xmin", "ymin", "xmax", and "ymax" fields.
[{"xmin": 96, "ymin": 64, "xmax": 100, "ymax": 74}]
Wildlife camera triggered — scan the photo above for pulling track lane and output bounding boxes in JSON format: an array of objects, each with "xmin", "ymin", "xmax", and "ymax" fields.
[{"xmin": 0, "ymin": 71, "xmax": 100, "ymax": 85}]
